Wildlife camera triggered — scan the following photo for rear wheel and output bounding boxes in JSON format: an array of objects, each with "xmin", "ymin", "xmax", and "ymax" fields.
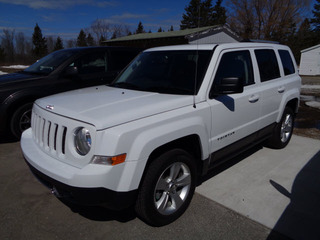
[
  {"xmin": 10, "ymin": 103, "xmax": 33, "ymax": 139},
  {"xmin": 135, "ymin": 149, "xmax": 196, "ymax": 226},
  {"xmin": 267, "ymin": 107, "xmax": 294, "ymax": 149}
]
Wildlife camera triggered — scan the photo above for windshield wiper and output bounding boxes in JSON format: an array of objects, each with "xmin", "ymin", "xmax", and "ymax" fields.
[{"xmin": 145, "ymin": 86, "xmax": 194, "ymax": 95}]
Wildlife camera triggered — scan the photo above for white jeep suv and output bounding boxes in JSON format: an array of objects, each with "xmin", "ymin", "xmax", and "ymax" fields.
[{"xmin": 21, "ymin": 43, "xmax": 301, "ymax": 226}]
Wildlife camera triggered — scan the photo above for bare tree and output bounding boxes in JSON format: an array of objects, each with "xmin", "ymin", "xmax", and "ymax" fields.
[
  {"xmin": 227, "ymin": 0, "xmax": 312, "ymax": 42},
  {"xmin": 1, "ymin": 29, "xmax": 15, "ymax": 63},
  {"xmin": 66, "ymin": 39, "xmax": 76, "ymax": 48},
  {"xmin": 90, "ymin": 19, "xmax": 110, "ymax": 42},
  {"xmin": 15, "ymin": 32, "xmax": 25, "ymax": 56}
]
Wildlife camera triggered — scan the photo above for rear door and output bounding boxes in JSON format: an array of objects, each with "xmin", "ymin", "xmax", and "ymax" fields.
[
  {"xmin": 207, "ymin": 49, "xmax": 261, "ymax": 160},
  {"xmin": 254, "ymin": 48, "xmax": 284, "ymax": 129}
]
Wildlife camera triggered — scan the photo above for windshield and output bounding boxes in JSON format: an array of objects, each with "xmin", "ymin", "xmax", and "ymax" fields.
[
  {"xmin": 111, "ymin": 50, "xmax": 212, "ymax": 95},
  {"xmin": 24, "ymin": 50, "xmax": 78, "ymax": 75}
]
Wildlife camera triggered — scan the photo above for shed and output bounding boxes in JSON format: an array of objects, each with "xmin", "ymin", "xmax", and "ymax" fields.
[
  {"xmin": 103, "ymin": 25, "xmax": 241, "ymax": 49},
  {"xmin": 299, "ymin": 44, "xmax": 320, "ymax": 76}
]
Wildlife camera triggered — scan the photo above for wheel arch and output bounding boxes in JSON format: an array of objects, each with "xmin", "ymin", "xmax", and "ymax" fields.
[
  {"xmin": 6, "ymin": 95, "xmax": 38, "ymax": 121},
  {"xmin": 140, "ymin": 134, "xmax": 204, "ymax": 187},
  {"xmin": 277, "ymin": 88, "xmax": 300, "ymax": 123}
]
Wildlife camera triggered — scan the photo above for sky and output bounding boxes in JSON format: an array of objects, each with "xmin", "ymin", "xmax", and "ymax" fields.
[
  {"xmin": 0, "ymin": 0, "xmax": 318, "ymax": 41},
  {"xmin": 0, "ymin": 0, "xmax": 188, "ymax": 40}
]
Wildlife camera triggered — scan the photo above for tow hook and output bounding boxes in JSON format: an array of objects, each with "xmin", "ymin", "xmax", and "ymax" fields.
[{"xmin": 51, "ymin": 187, "xmax": 62, "ymax": 198}]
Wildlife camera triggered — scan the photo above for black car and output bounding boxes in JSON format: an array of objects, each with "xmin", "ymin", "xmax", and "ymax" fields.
[{"xmin": 0, "ymin": 46, "xmax": 140, "ymax": 139}]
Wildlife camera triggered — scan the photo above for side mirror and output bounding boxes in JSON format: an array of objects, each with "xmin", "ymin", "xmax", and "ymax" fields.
[
  {"xmin": 64, "ymin": 66, "xmax": 78, "ymax": 77},
  {"xmin": 211, "ymin": 77, "xmax": 244, "ymax": 97}
]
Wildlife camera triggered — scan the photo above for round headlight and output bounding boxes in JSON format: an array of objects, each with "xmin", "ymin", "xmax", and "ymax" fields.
[{"xmin": 74, "ymin": 127, "xmax": 91, "ymax": 156}]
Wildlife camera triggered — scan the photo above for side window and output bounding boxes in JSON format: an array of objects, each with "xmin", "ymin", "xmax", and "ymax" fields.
[
  {"xmin": 255, "ymin": 49, "xmax": 280, "ymax": 82},
  {"xmin": 72, "ymin": 52, "xmax": 107, "ymax": 75},
  {"xmin": 213, "ymin": 50, "xmax": 254, "ymax": 86},
  {"xmin": 109, "ymin": 50, "xmax": 139, "ymax": 71},
  {"xmin": 278, "ymin": 50, "xmax": 295, "ymax": 75}
]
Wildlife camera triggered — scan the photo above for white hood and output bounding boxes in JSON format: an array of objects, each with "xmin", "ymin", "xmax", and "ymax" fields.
[{"xmin": 35, "ymin": 85, "xmax": 194, "ymax": 130}]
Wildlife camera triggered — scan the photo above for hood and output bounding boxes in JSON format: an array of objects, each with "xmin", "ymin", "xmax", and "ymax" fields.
[
  {"xmin": 0, "ymin": 71, "xmax": 42, "ymax": 85},
  {"xmin": 35, "ymin": 85, "xmax": 193, "ymax": 130}
]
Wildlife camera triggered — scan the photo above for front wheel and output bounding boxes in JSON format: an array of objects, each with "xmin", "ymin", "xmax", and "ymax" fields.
[
  {"xmin": 135, "ymin": 149, "xmax": 196, "ymax": 226},
  {"xmin": 10, "ymin": 103, "xmax": 33, "ymax": 139},
  {"xmin": 267, "ymin": 107, "xmax": 294, "ymax": 149}
]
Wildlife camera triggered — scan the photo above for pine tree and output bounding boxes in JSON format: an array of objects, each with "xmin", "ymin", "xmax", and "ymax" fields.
[
  {"xmin": 180, "ymin": 0, "xmax": 202, "ymax": 30},
  {"xmin": 212, "ymin": 0, "xmax": 227, "ymax": 25},
  {"xmin": 287, "ymin": 18, "xmax": 314, "ymax": 62},
  {"xmin": 99, "ymin": 35, "xmax": 106, "ymax": 46},
  {"xmin": 87, "ymin": 33, "xmax": 95, "ymax": 46},
  {"xmin": 311, "ymin": 0, "xmax": 320, "ymax": 32},
  {"xmin": 53, "ymin": 37, "xmax": 64, "ymax": 51},
  {"xmin": 158, "ymin": 27, "xmax": 163, "ymax": 32},
  {"xmin": 136, "ymin": 21, "xmax": 145, "ymax": 34},
  {"xmin": 201, "ymin": 0, "xmax": 214, "ymax": 27},
  {"xmin": 169, "ymin": 25, "xmax": 174, "ymax": 31},
  {"xmin": 32, "ymin": 23, "xmax": 48, "ymax": 58},
  {"xmin": 77, "ymin": 29, "xmax": 87, "ymax": 47},
  {"xmin": 180, "ymin": 0, "xmax": 225, "ymax": 29}
]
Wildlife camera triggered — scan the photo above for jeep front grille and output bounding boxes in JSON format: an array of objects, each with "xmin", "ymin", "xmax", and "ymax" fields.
[{"xmin": 31, "ymin": 112, "xmax": 67, "ymax": 155}]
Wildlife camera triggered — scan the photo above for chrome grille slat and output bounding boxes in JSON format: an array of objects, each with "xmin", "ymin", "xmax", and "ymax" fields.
[
  {"xmin": 43, "ymin": 120, "xmax": 50, "ymax": 148},
  {"xmin": 31, "ymin": 105, "xmax": 95, "ymax": 168},
  {"xmin": 31, "ymin": 111, "xmax": 67, "ymax": 156},
  {"xmin": 55, "ymin": 125, "xmax": 64, "ymax": 155}
]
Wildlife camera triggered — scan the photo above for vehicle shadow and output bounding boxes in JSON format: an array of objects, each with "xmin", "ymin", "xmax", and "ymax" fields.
[
  {"xmin": 59, "ymin": 199, "xmax": 137, "ymax": 223},
  {"xmin": 267, "ymin": 150, "xmax": 320, "ymax": 240},
  {"xmin": 0, "ymin": 133, "xmax": 18, "ymax": 144}
]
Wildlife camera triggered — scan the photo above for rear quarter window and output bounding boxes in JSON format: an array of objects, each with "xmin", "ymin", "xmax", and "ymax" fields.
[
  {"xmin": 255, "ymin": 49, "xmax": 280, "ymax": 82},
  {"xmin": 278, "ymin": 50, "xmax": 295, "ymax": 75}
]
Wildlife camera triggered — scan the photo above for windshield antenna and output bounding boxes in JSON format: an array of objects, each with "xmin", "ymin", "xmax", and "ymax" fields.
[{"xmin": 193, "ymin": 3, "xmax": 201, "ymax": 109}]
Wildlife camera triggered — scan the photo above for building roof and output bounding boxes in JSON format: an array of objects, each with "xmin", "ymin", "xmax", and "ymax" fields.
[
  {"xmin": 301, "ymin": 44, "xmax": 320, "ymax": 53},
  {"xmin": 104, "ymin": 25, "xmax": 240, "ymax": 43}
]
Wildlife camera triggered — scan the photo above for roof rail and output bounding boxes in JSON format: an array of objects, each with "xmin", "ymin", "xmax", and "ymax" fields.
[{"xmin": 241, "ymin": 39, "xmax": 279, "ymax": 44}]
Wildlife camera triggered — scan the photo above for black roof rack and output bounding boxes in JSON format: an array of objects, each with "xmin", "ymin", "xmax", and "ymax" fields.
[{"xmin": 241, "ymin": 39, "xmax": 279, "ymax": 44}]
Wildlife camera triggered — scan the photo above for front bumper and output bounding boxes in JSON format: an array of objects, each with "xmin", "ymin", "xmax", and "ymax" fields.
[
  {"xmin": 26, "ymin": 160, "xmax": 137, "ymax": 209},
  {"xmin": 21, "ymin": 128, "xmax": 142, "ymax": 209}
]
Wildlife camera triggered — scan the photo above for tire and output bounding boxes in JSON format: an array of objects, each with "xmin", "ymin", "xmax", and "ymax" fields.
[
  {"xmin": 267, "ymin": 107, "xmax": 294, "ymax": 149},
  {"xmin": 135, "ymin": 149, "xmax": 197, "ymax": 226},
  {"xmin": 10, "ymin": 103, "xmax": 33, "ymax": 139}
]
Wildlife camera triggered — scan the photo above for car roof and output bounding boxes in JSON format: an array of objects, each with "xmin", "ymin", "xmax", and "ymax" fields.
[{"xmin": 144, "ymin": 42, "xmax": 288, "ymax": 52}]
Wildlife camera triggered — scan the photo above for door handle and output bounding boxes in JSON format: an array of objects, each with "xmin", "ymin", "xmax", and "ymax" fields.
[
  {"xmin": 249, "ymin": 94, "xmax": 259, "ymax": 103},
  {"xmin": 278, "ymin": 86, "xmax": 285, "ymax": 93}
]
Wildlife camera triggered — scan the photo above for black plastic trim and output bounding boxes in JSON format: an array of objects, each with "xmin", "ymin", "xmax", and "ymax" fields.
[
  {"xmin": 206, "ymin": 123, "xmax": 276, "ymax": 171},
  {"xmin": 25, "ymin": 161, "xmax": 138, "ymax": 210}
]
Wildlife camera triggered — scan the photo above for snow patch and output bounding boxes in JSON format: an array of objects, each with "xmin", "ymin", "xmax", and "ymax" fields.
[
  {"xmin": 301, "ymin": 85, "xmax": 320, "ymax": 90},
  {"xmin": 305, "ymin": 101, "xmax": 320, "ymax": 110},
  {"xmin": 0, "ymin": 71, "xmax": 8, "ymax": 75},
  {"xmin": 1, "ymin": 65, "xmax": 29, "ymax": 69}
]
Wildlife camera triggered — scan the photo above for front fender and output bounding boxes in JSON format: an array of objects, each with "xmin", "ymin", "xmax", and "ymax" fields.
[{"xmin": 95, "ymin": 102, "xmax": 211, "ymax": 162}]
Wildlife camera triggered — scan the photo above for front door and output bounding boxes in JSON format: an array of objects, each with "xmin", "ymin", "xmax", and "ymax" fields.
[{"xmin": 207, "ymin": 49, "xmax": 261, "ymax": 163}]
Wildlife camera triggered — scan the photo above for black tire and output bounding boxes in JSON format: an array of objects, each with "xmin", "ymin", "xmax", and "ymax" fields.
[
  {"xmin": 10, "ymin": 103, "xmax": 33, "ymax": 139},
  {"xmin": 267, "ymin": 107, "xmax": 294, "ymax": 149},
  {"xmin": 135, "ymin": 149, "xmax": 197, "ymax": 226}
]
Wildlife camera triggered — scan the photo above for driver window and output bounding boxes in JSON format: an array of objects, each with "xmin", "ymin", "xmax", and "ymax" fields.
[
  {"xmin": 71, "ymin": 52, "xmax": 107, "ymax": 75},
  {"xmin": 213, "ymin": 50, "xmax": 254, "ymax": 86}
]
